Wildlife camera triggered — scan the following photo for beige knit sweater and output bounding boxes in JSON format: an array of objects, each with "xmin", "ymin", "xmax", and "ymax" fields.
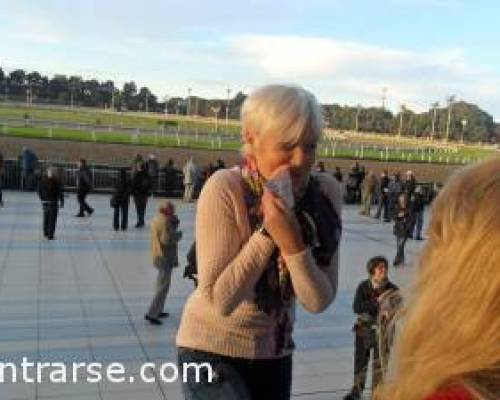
[{"xmin": 176, "ymin": 168, "xmax": 342, "ymax": 359}]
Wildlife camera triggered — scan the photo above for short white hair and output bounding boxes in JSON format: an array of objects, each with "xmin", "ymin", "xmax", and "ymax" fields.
[{"xmin": 241, "ymin": 84, "xmax": 323, "ymax": 155}]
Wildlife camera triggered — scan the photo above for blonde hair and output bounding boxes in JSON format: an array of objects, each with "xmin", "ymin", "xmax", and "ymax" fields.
[
  {"xmin": 376, "ymin": 157, "xmax": 500, "ymax": 400},
  {"xmin": 240, "ymin": 84, "xmax": 323, "ymax": 155}
]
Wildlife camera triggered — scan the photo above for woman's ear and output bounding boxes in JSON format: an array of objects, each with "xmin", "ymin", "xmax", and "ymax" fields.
[{"xmin": 243, "ymin": 129, "xmax": 255, "ymax": 145}]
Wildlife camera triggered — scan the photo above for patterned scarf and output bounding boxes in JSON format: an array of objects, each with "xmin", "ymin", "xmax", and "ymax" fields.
[{"xmin": 239, "ymin": 156, "xmax": 342, "ymax": 355}]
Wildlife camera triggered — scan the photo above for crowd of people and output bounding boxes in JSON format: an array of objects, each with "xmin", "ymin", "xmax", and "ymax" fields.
[{"xmin": 0, "ymin": 84, "xmax": 498, "ymax": 400}]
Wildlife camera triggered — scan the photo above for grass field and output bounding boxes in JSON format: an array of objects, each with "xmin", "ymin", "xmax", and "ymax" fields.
[{"xmin": 1, "ymin": 103, "xmax": 497, "ymax": 164}]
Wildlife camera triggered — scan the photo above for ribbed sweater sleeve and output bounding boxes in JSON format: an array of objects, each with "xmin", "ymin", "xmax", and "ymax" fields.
[
  {"xmin": 283, "ymin": 174, "xmax": 342, "ymax": 313},
  {"xmin": 196, "ymin": 171, "xmax": 276, "ymax": 317}
]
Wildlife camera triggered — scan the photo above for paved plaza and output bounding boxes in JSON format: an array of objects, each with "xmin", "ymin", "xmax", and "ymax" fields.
[{"xmin": 0, "ymin": 191, "xmax": 426, "ymax": 400}]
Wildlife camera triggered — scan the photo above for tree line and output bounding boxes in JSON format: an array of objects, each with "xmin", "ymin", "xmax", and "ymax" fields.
[{"xmin": 1, "ymin": 66, "xmax": 498, "ymax": 142}]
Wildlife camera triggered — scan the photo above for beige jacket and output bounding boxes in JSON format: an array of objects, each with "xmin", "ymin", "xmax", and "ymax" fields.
[
  {"xmin": 176, "ymin": 168, "xmax": 342, "ymax": 359},
  {"xmin": 150, "ymin": 210, "xmax": 182, "ymax": 269}
]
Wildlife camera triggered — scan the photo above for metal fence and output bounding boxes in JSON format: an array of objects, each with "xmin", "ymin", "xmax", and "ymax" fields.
[{"xmin": 1, "ymin": 159, "xmax": 185, "ymax": 197}]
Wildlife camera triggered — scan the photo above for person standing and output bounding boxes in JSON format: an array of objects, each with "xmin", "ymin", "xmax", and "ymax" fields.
[
  {"xmin": 146, "ymin": 154, "xmax": 159, "ymax": 193},
  {"xmin": 111, "ymin": 169, "xmax": 130, "ymax": 231},
  {"xmin": 375, "ymin": 170, "xmax": 390, "ymax": 222},
  {"xmin": 38, "ymin": 167, "xmax": 64, "ymax": 240},
  {"xmin": 333, "ymin": 166, "xmax": 343, "ymax": 183},
  {"xmin": 393, "ymin": 193, "xmax": 412, "ymax": 266},
  {"xmin": 75, "ymin": 159, "xmax": 94, "ymax": 217},
  {"xmin": 402, "ymin": 170, "xmax": 416, "ymax": 196},
  {"xmin": 21, "ymin": 146, "xmax": 38, "ymax": 191},
  {"xmin": 344, "ymin": 256, "xmax": 399, "ymax": 400},
  {"xmin": 409, "ymin": 186, "xmax": 425, "ymax": 240},
  {"xmin": 131, "ymin": 161, "xmax": 152, "ymax": 228},
  {"xmin": 360, "ymin": 171, "xmax": 377, "ymax": 217},
  {"xmin": 145, "ymin": 201, "xmax": 182, "ymax": 325},
  {"xmin": 182, "ymin": 158, "xmax": 196, "ymax": 202},
  {"xmin": 162, "ymin": 159, "xmax": 178, "ymax": 197},
  {"xmin": 176, "ymin": 84, "xmax": 343, "ymax": 400},
  {"xmin": 387, "ymin": 173, "xmax": 403, "ymax": 221}
]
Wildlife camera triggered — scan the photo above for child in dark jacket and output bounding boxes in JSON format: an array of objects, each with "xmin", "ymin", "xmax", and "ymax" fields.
[{"xmin": 344, "ymin": 256, "xmax": 399, "ymax": 400}]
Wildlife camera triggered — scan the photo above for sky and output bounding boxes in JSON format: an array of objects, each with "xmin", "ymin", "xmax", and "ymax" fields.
[{"xmin": 1, "ymin": 0, "xmax": 499, "ymax": 119}]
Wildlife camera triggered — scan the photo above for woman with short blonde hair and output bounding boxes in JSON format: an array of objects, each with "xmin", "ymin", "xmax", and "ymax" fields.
[
  {"xmin": 375, "ymin": 157, "xmax": 500, "ymax": 400},
  {"xmin": 176, "ymin": 84, "xmax": 343, "ymax": 399}
]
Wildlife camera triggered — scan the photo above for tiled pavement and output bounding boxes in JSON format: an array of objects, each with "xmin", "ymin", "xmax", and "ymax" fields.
[{"xmin": 0, "ymin": 191, "xmax": 425, "ymax": 400}]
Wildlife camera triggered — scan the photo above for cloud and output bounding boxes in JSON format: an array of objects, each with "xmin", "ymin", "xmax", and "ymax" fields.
[{"xmin": 229, "ymin": 34, "xmax": 500, "ymax": 118}]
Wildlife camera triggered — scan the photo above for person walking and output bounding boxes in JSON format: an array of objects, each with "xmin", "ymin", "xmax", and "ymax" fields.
[
  {"xmin": 110, "ymin": 169, "xmax": 130, "ymax": 231},
  {"xmin": 393, "ymin": 193, "xmax": 412, "ymax": 266},
  {"xmin": 131, "ymin": 161, "xmax": 152, "ymax": 228},
  {"xmin": 145, "ymin": 201, "xmax": 182, "ymax": 325},
  {"xmin": 38, "ymin": 167, "xmax": 64, "ymax": 240},
  {"xmin": 344, "ymin": 256, "xmax": 399, "ymax": 400},
  {"xmin": 75, "ymin": 159, "xmax": 94, "ymax": 217},
  {"xmin": 374, "ymin": 170, "xmax": 390, "ymax": 222}
]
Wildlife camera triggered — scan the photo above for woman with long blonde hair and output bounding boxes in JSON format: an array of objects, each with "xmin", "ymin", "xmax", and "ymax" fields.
[{"xmin": 375, "ymin": 157, "xmax": 500, "ymax": 400}]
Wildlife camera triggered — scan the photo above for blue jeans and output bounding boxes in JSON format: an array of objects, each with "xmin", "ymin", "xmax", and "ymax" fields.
[{"xmin": 178, "ymin": 348, "xmax": 292, "ymax": 400}]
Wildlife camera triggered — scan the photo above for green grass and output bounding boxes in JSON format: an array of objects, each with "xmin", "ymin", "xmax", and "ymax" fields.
[
  {"xmin": 0, "ymin": 103, "xmax": 242, "ymax": 136},
  {"xmin": 1, "ymin": 103, "xmax": 496, "ymax": 164},
  {"xmin": 1, "ymin": 125, "xmax": 242, "ymax": 151}
]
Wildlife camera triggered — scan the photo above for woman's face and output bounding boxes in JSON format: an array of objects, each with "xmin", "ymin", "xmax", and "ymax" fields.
[{"xmin": 248, "ymin": 130, "xmax": 318, "ymax": 194}]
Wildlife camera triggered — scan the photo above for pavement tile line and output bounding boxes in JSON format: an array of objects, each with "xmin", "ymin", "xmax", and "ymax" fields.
[
  {"xmin": 60, "ymin": 212, "xmax": 105, "ymax": 400},
  {"xmin": 86, "ymin": 218, "xmax": 169, "ymax": 400}
]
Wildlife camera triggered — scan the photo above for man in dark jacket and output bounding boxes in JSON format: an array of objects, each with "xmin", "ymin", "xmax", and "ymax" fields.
[
  {"xmin": 131, "ymin": 161, "xmax": 152, "ymax": 228},
  {"xmin": 409, "ymin": 186, "xmax": 425, "ymax": 240},
  {"xmin": 38, "ymin": 167, "xmax": 64, "ymax": 240},
  {"xmin": 111, "ymin": 169, "xmax": 131, "ymax": 231},
  {"xmin": 75, "ymin": 159, "xmax": 94, "ymax": 217},
  {"xmin": 375, "ymin": 170, "xmax": 390, "ymax": 222},
  {"xmin": 344, "ymin": 256, "xmax": 399, "ymax": 400}
]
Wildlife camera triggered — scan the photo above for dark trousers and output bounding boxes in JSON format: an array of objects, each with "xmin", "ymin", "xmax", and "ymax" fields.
[
  {"xmin": 413, "ymin": 211, "xmax": 424, "ymax": 238},
  {"xmin": 394, "ymin": 236, "xmax": 407, "ymax": 265},
  {"xmin": 375, "ymin": 194, "xmax": 389, "ymax": 221},
  {"xmin": 77, "ymin": 192, "xmax": 93, "ymax": 215},
  {"xmin": 178, "ymin": 348, "xmax": 292, "ymax": 400},
  {"xmin": 133, "ymin": 195, "xmax": 148, "ymax": 226},
  {"xmin": 42, "ymin": 203, "xmax": 58, "ymax": 238},
  {"xmin": 351, "ymin": 326, "xmax": 381, "ymax": 397},
  {"xmin": 0, "ymin": 184, "xmax": 3, "ymax": 204},
  {"xmin": 113, "ymin": 202, "xmax": 129, "ymax": 230}
]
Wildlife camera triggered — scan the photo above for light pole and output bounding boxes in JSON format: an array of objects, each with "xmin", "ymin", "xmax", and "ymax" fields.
[
  {"xmin": 430, "ymin": 102, "xmax": 439, "ymax": 140},
  {"xmin": 225, "ymin": 88, "xmax": 231, "ymax": 129},
  {"xmin": 398, "ymin": 105, "xmax": 405, "ymax": 138},
  {"xmin": 211, "ymin": 105, "xmax": 221, "ymax": 133},
  {"xmin": 355, "ymin": 104, "xmax": 361, "ymax": 132},
  {"xmin": 461, "ymin": 118, "xmax": 467, "ymax": 144},
  {"xmin": 445, "ymin": 95, "xmax": 455, "ymax": 142}
]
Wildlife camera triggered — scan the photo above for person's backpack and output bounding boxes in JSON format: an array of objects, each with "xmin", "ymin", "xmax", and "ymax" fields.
[{"xmin": 183, "ymin": 241, "xmax": 197, "ymax": 287}]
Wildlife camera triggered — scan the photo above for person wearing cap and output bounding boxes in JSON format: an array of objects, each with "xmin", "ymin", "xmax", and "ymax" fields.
[
  {"xmin": 344, "ymin": 256, "xmax": 398, "ymax": 400},
  {"xmin": 38, "ymin": 167, "xmax": 64, "ymax": 240},
  {"xmin": 145, "ymin": 201, "xmax": 182, "ymax": 325}
]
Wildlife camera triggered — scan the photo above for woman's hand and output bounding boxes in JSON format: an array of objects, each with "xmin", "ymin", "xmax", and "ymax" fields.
[{"xmin": 261, "ymin": 188, "xmax": 305, "ymax": 255}]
